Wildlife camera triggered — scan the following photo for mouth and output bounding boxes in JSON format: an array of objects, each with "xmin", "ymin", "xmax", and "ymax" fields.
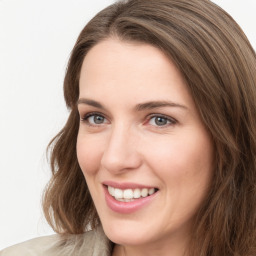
[
  {"xmin": 107, "ymin": 185, "xmax": 158, "ymax": 202},
  {"xmin": 103, "ymin": 183, "xmax": 159, "ymax": 213}
]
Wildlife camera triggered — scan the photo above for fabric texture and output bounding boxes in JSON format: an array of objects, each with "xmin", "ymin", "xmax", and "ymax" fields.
[{"xmin": 0, "ymin": 226, "xmax": 112, "ymax": 256}]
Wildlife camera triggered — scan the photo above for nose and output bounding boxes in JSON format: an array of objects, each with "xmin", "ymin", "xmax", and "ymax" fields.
[{"xmin": 101, "ymin": 124, "xmax": 142, "ymax": 174}]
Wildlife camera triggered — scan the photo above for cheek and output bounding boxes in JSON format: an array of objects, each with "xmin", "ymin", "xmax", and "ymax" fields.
[
  {"xmin": 76, "ymin": 135, "xmax": 104, "ymax": 176},
  {"xmin": 146, "ymin": 130, "xmax": 213, "ymax": 189}
]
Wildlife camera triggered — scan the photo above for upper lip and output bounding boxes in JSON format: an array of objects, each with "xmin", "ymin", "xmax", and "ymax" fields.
[{"xmin": 103, "ymin": 181, "xmax": 158, "ymax": 190}]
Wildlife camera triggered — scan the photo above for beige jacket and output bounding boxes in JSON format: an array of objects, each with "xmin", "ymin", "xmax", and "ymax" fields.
[{"xmin": 0, "ymin": 226, "xmax": 112, "ymax": 256}]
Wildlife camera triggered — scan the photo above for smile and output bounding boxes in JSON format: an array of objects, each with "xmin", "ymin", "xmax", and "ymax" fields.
[
  {"xmin": 103, "ymin": 183, "xmax": 159, "ymax": 214},
  {"xmin": 107, "ymin": 186, "xmax": 157, "ymax": 202}
]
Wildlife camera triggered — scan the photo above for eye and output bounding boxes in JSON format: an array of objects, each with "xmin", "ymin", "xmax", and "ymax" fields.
[
  {"xmin": 81, "ymin": 113, "xmax": 108, "ymax": 126},
  {"xmin": 148, "ymin": 115, "xmax": 176, "ymax": 127}
]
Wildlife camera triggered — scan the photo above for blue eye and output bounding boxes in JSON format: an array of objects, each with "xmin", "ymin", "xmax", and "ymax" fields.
[
  {"xmin": 83, "ymin": 113, "xmax": 107, "ymax": 125},
  {"xmin": 148, "ymin": 115, "xmax": 175, "ymax": 127}
]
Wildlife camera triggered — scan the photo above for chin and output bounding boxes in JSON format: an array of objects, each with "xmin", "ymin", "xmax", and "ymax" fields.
[{"xmin": 101, "ymin": 220, "xmax": 153, "ymax": 246}]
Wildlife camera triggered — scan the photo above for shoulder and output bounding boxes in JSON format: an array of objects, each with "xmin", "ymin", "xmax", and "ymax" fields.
[
  {"xmin": 52, "ymin": 226, "xmax": 112, "ymax": 256},
  {"xmin": 0, "ymin": 226, "xmax": 112, "ymax": 256},
  {"xmin": 0, "ymin": 235, "xmax": 58, "ymax": 256}
]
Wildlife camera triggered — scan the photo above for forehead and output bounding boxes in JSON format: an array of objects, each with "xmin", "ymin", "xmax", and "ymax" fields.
[
  {"xmin": 80, "ymin": 38, "xmax": 176, "ymax": 82},
  {"xmin": 79, "ymin": 38, "xmax": 194, "ymax": 109}
]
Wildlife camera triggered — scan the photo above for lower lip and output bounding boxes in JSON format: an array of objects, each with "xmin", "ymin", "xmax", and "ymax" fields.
[{"xmin": 103, "ymin": 186, "xmax": 158, "ymax": 214}]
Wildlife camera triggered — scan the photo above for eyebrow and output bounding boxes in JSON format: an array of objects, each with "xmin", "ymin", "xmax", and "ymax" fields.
[
  {"xmin": 135, "ymin": 101, "xmax": 187, "ymax": 111},
  {"xmin": 77, "ymin": 98, "xmax": 187, "ymax": 111},
  {"xmin": 77, "ymin": 98, "xmax": 105, "ymax": 109}
]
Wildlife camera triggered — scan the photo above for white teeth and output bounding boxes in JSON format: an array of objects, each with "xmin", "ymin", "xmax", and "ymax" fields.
[
  {"xmin": 123, "ymin": 189, "xmax": 133, "ymax": 199},
  {"xmin": 115, "ymin": 198, "xmax": 135, "ymax": 202},
  {"xmin": 141, "ymin": 188, "xmax": 148, "ymax": 197},
  {"xmin": 108, "ymin": 186, "xmax": 114, "ymax": 196},
  {"xmin": 149, "ymin": 188, "xmax": 155, "ymax": 195},
  {"xmin": 107, "ymin": 186, "xmax": 157, "ymax": 200},
  {"xmin": 114, "ymin": 188, "xmax": 123, "ymax": 199},
  {"xmin": 133, "ymin": 188, "xmax": 141, "ymax": 199}
]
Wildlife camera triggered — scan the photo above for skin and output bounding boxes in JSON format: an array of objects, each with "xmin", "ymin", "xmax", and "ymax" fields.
[{"xmin": 77, "ymin": 38, "xmax": 214, "ymax": 256}]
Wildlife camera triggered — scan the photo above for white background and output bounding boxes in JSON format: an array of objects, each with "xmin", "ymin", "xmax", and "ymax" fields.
[{"xmin": 0, "ymin": 0, "xmax": 255, "ymax": 250}]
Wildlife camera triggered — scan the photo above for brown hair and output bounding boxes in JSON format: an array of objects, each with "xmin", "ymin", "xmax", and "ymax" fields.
[{"xmin": 43, "ymin": 0, "xmax": 256, "ymax": 255}]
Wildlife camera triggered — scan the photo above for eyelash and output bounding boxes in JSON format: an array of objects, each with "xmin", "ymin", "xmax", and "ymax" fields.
[
  {"xmin": 80, "ymin": 112, "xmax": 177, "ymax": 128},
  {"xmin": 80, "ymin": 112, "xmax": 108, "ymax": 126},
  {"xmin": 146, "ymin": 114, "xmax": 177, "ymax": 127}
]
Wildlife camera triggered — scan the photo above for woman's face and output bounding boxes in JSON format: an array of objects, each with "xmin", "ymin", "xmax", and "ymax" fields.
[{"xmin": 77, "ymin": 38, "xmax": 213, "ymax": 249}]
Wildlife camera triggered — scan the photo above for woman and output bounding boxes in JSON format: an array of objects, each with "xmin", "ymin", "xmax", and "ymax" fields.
[{"xmin": 1, "ymin": 0, "xmax": 256, "ymax": 255}]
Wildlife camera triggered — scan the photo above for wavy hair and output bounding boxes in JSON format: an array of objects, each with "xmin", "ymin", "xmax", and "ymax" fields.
[{"xmin": 43, "ymin": 0, "xmax": 256, "ymax": 255}]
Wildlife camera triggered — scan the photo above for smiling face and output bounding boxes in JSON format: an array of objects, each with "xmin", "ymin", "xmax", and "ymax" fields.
[{"xmin": 77, "ymin": 38, "xmax": 213, "ymax": 254}]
